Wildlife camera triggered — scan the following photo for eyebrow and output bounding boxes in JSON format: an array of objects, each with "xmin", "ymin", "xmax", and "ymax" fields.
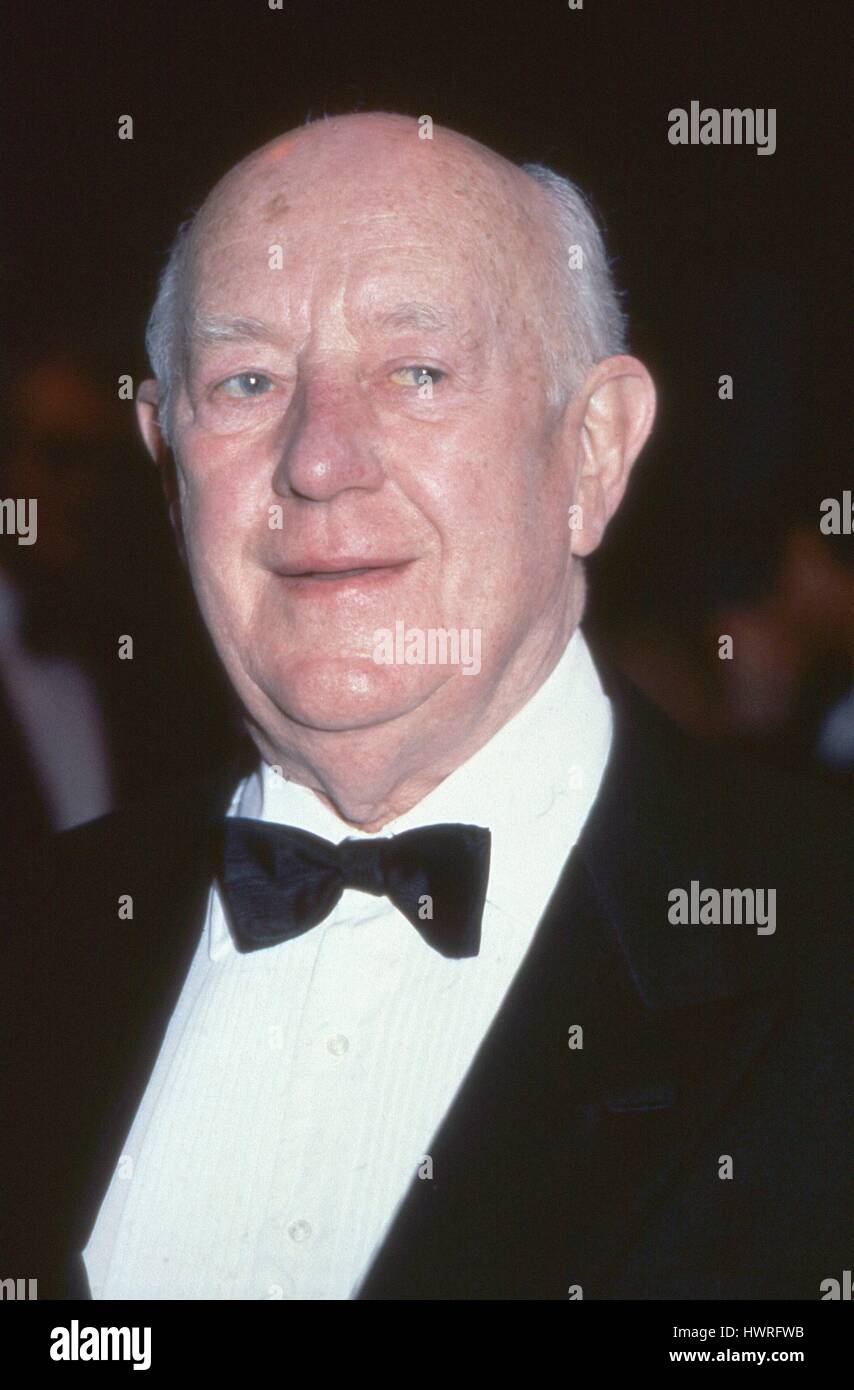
[
  {"xmin": 189, "ymin": 314, "xmax": 284, "ymax": 346},
  {"xmin": 374, "ymin": 301, "xmax": 461, "ymax": 334},
  {"xmin": 188, "ymin": 301, "xmax": 467, "ymax": 349}
]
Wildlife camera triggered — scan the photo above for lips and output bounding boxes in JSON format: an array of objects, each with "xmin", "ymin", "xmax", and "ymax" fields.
[
  {"xmin": 301, "ymin": 567, "xmax": 372, "ymax": 580},
  {"xmin": 278, "ymin": 558, "xmax": 411, "ymax": 579}
]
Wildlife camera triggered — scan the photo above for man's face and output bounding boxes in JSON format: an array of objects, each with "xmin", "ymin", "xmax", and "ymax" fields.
[{"xmin": 166, "ymin": 128, "xmax": 583, "ymax": 739}]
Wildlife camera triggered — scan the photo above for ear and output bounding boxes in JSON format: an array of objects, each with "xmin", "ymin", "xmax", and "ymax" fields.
[
  {"xmin": 136, "ymin": 377, "xmax": 169, "ymax": 466},
  {"xmin": 567, "ymin": 355, "xmax": 657, "ymax": 558},
  {"xmin": 136, "ymin": 378, "xmax": 186, "ymax": 561}
]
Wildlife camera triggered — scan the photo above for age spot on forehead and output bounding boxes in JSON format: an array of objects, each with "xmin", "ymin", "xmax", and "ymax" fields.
[{"xmin": 264, "ymin": 191, "xmax": 291, "ymax": 220}]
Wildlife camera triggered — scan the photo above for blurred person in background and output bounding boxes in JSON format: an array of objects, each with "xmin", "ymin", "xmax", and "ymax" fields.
[
  {"xmin": 1, "ymin": 359, "xmax": 118, "ymax": 858},
  {"xmin": 1, "ymin": 354, "xmax": 240, "ymax": 881},
  {"xmin": 588, "ymin": 271, "xmax": 853, "ymax": 781}
]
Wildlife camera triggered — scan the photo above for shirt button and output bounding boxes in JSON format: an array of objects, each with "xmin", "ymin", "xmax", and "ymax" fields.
[
  {"xmin": 326, "ymin": 1034, "xmax": 350, "ymax": 1056},
  {"xmin": 288, "ymin": 1220, "xmax": 312, "ymax": 1243}
]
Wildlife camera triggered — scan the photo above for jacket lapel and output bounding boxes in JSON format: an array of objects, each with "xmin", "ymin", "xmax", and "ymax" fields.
[{"xmin": 358, "ymin": 666, "xmax": 795, "ymax": 1298}]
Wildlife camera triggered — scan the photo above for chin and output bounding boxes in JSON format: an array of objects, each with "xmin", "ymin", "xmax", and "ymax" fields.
[{"xmin": 260, "ymin": 654, "xmax": 449, "ymax": 733}]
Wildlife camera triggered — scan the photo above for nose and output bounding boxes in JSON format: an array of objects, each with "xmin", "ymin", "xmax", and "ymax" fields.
[{"xmin": 272, "ymin": 374, "xmax": 385, "ymax": 503}]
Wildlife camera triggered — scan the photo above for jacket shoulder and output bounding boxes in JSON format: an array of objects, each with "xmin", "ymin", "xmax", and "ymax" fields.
[{"xmin": 11, "ymin": 760, "xmax": 243, "ymax": 958}]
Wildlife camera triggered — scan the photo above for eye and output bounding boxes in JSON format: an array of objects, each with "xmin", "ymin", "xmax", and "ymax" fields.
[
  {"xmin": 389, "ymin": 365, "xmax": 446, "ymax": 389},
  {"xmin": 217, "ymin": 372, "xmax": 275, "ymax": 398}
]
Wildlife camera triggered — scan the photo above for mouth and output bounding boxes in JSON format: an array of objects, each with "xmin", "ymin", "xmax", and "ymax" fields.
[
  {"xmin": 295, "ymin": 566, "xmax": 390, "ymax": 581},
  {"xmin": 276, "ymin": 559, "xmax": 413, "ymax": 588}
]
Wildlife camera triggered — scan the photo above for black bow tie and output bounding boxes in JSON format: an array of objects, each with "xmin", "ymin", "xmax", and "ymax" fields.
[{"xmin": 217, "ymin": 819, "xmax": 492, "ymax": 959}]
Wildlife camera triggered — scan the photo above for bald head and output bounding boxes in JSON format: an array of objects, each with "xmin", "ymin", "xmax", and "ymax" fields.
[
  {"xmin": 196, "ymin": 112, "xmax": 538, "ymax": 243},
  {"xmin": 146, "ymin": 111, "xmax": 625, "ymax": 445}
]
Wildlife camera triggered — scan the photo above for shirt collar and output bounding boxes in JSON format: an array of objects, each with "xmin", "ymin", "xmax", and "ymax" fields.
[{"xmin": 209, "ymin": 627, "xmax": 612, "ymax": 959}]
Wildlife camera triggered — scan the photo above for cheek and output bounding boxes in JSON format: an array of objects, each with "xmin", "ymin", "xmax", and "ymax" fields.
[
  {"xmin": 177, "ymin": 437, "xmax": 267, "ymax": 557},
  {"xmin": 175, "ymin": 440, "xmax": 271, "ymax": 631},
  {"xmin": 453, "ymin": 445, "xmax": 570, "ymax": 632},
  {"xmin": 418, "ymin": 413, "xmax": 558, "ymax": 567},
  {"xmin": 405, "ymin": 466, "xmax": 530, "ymax": 638}
]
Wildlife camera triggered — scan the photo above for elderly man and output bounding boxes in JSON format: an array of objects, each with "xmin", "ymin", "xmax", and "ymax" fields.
[{"xmin": 2, "ymin": 113, "xmax": 848, "ymax": 1302}]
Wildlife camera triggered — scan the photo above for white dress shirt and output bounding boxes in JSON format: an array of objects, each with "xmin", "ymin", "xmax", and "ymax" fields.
[{"xmin": 83, "ymin": 629, "xmax": 612, "ymax": 1300}]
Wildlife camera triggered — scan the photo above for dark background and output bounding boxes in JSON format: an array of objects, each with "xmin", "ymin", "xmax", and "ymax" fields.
[{"xmin": 4, "ymin": 0, "xmax": 851, "ymax": 833}]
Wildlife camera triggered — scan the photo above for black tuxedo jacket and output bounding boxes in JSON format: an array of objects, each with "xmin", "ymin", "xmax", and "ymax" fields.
[{"xmin": 2, "ymin": 660, "xmax": 850, "ymax": 1300}]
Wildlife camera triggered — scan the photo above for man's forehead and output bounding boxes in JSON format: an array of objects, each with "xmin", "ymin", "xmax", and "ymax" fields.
[
  {"xmin": 187, "ymin": 212, "xmax": 510, "ymax": 336},
  {"xmin": 184, "ymin": 119, "xmax": 551, "ymax": 345},
  {"xmin": 195, "ymin": 186, "xmax": 519, "ymax": 267}
]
